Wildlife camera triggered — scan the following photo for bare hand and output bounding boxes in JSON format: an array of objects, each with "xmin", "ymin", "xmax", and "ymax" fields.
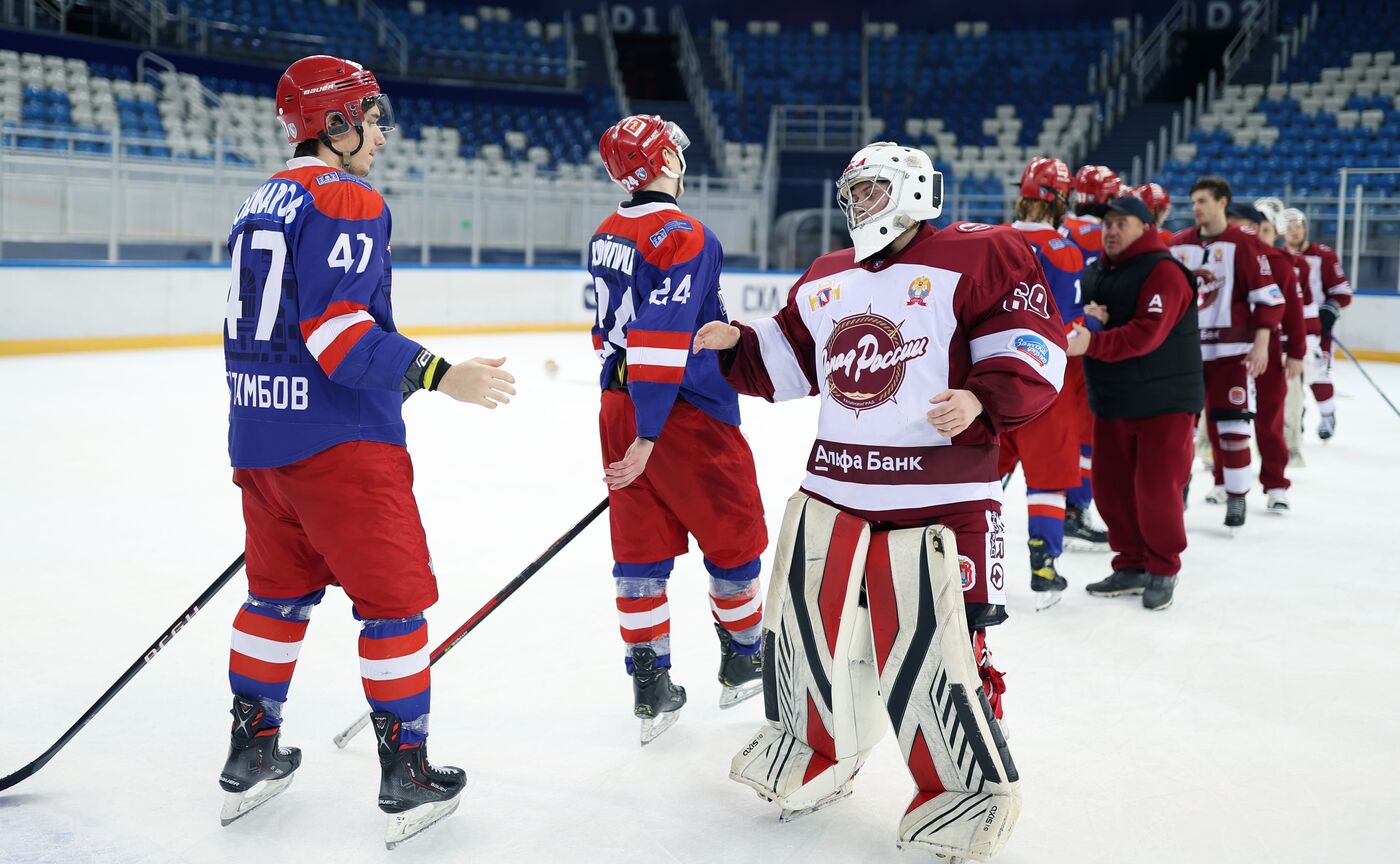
[
  {"xmin": 1245, "ymin": 343, "xmax": 1269, "ymax": 379},
  {"xmin": 436, "ymin": 357, "xmax": 517, "ymax": 408},
  {"xmin": 1082, "ymin": 302, "xmax": 1109, "ymax": 324},
  {"xmin": 604, "ymin": 437, "xmax": 655, "ymax": 490},
  {"xmin": 1285, "ymin": 357, "xmax": 1304, "ymax": 381},
  {"xmin": 1065, "ymin": 323, "xmax": 1092, "ymax": 358},
  {"xmin": 693, "ymin": 320, "xmax": 741, "ymax": 353},
  {"xmin": 927, "ymin": 389, "xmax": 984, "ymax": 438}
]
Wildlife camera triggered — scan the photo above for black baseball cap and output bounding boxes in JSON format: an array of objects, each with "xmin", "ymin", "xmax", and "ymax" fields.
[
  {"xmin": 1091, "ymin": 195, "xmax": 1152, "ymax": 223},
  {"xmin": 1226, "ymin": 202, "xmax": 1266, "ymax": 224}
]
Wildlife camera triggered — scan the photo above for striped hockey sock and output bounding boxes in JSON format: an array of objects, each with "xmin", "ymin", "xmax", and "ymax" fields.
[
  {"xmin": 228, "ymin": 590, "xmax": 321, "ymax": 729},
  {"xmin": 1067, "ymin": 444, "xmax": 1094, "ymax": 509},
  {"xmin": 360, "ymin": 615, "xmax": 432, "ymax": 746},
  {"xmin": 1026, "ymin": 489, "xmax": 1067, "ymax": 558},
  {"xmin": 615, "ymin": 560, "xmax": 672, "ymax": 673},
  {"xmin": 705, "ymin": 557, "xmax": 762, "ymax": 654}
]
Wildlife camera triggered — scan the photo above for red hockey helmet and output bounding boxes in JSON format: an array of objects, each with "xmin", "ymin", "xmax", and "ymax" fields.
[
  {"xmin": 1135, "ymin": 182, "xmax": 1171, "ymax": 214},
  {"xmin": 1019, "ymin": 156, "xmax": 1072, "ymax": 203},
  {"xmin": 1073, "ymin": 165, "xmax": 1122, "ymax": 205},
  {"xmin": 275, "ymin": 55, "xmax": 395, "ymax": 146},
  {"xmin": 598, "ymin": 114, "xmax": 690, "ymax": 193}
]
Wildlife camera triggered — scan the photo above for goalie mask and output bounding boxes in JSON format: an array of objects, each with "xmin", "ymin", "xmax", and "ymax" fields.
[{"xmin": 837, "ymin": 142, "xmax": 943, "ymax": 262}]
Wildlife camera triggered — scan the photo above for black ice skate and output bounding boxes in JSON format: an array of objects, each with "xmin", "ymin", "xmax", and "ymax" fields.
[
  {"xmin": 632, "ymin": 646, "xmax": 686, "ymax": 745},
  {"xmin": 1085, "ymin": 569, "xmax": 1149, "ymax": 598},
  {"xmin": 219, "ymin": 696, "xmax": 301, "ymax": 826},
  {"xmin": 1064, "ymin": 504, "xmax": 1109, "ymax": 551},
  {"xmin": 1224, "ymin": 495, "xmax": 1247, "ymax": 535},
  {"xmin": 1143, "ymin": 574, "xmax": 1178, "ymax": 611},
  {"xmin": 715, "ymin": 623, "xmax": 763, "ymax": 710},
  {"xmin": 1029, "ymin": 538, "xmax": 1068, "ymax": 609},
  {"xmin": 373, "ymin": 711, "xmax": 466, "ymax": 850},
  {"xmin": 1318, "ymin": 413, "xmax": 1336, "ymax": 441}
]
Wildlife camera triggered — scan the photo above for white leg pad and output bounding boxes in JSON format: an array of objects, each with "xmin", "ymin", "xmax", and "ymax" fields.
[{"xmin": 730, "ymin": 492, "xmax": 885, "ymax": 811}]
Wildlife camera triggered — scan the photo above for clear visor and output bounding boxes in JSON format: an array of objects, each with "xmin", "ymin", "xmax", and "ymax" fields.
[
  {"xmin": 837, "ymin": 168, "xmax": 900, "ymax": 230},
  {"xmin": 325, "ymin": 94, "xmax": 396, "ymax": 138},
  {"xmin": 666, "ymin": 120, "xmax": 690, "ymax": 152}
]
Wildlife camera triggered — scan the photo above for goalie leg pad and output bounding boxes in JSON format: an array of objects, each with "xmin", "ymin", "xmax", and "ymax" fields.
[
  {"xmin": 730, "ymin": 492, "xmax": 886, "ymax": 811},
  {"xmin": 865, "ymin": 525, "xmax": 1022, "ymax": 862}
]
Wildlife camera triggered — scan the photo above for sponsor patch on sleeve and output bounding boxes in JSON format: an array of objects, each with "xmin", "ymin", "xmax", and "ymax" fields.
[{"xmin": 1011, "ymin": 333, "xmax": 1051, "ymax": 367}]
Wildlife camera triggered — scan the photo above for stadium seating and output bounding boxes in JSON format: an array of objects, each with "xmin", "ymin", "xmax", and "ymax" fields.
[{"xmin": 1155, "ymin": 4, "xmax": 1400, "ymax": 208}]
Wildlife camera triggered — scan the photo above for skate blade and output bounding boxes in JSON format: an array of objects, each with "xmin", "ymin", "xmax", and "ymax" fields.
[
  {"xmin": 385, "ymin": 796, "xmax": 462, "ymax": 850},
  {"xmin": 220, "ymin": 775, "xmax": 294, "ymax": 826},
  {"xmin": 639, "ymin": 709, "xmax": 681, "ymax": 745},
  {"xmin": 778, "ymin": 784, "xmax": 853, "ymax": 822},
  {"xmin": 718, "ymin": 680, "xmax": 763, "ymax": 710},
  {"xmin": 1063, "ymin": 537, "xmax": 1110, "ymax": 553},
  {"xmin": 1034, "ymin": 591, "xmax": 1064, "ymax": 611}
]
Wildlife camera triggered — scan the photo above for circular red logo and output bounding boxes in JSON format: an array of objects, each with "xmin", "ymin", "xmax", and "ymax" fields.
[
  {"xmin": 1229, "ymin": 386, "xmax": 1247, "ymax": 405},
  {"xmin": 821, "ymin": 310, "xmax": 928, "ymax": 414},
  {"xmin": 958, "ymin": 556, "xmax": 976, "ymax": 591}
]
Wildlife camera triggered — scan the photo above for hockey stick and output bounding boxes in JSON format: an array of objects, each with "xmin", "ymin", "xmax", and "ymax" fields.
[
  {"xmin": 1333, "ymin": 336, "xmax": 1400, "ymax": 419},
  {"xmin": 0, "ymin": 553, "xmax": 246, "ymax": 793},
  {"xmin": 333, "ymin": 498, "xmax": 610, "ymax": 748}
]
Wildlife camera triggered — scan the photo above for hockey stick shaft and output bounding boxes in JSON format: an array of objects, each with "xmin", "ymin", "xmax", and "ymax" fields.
[
  {"xmin": 0, "ymin": 553, "xmax": 246, "ymax": 793},
  {"xmin": 1332, "ymin": 337, "xmax": 1400, "ymax": 419},
  {"xmin": 333, "ymin": 498, "xmax": 609, "ymax": 748}
]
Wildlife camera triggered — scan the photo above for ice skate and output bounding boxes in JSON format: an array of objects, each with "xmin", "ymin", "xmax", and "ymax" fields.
[
  {"xmin": 1265, "ymin": 488, "xmax": 1290, "ymax": 514},
  {"xmin": 1225, "ymin": 495, "xmax": 1247, "ymax": 535},
  {"xmin": 1028, "ymin": 538, "xmax": 1067, "ymax": 609},
  {"xmin": 777, "ymin": 783, "xmax": 853, "ymax": 821},
  {"xmin": 1318, "ymin": 413, "xmax": 1336, "ymax": 441},
  {"xmin": 632, "ymin": 647, "xmax": 686, "ymax": 744},
  {"xmin": 219, "ymin": 697, "xmax": 301, "ymax": 827},
  {"xmin": 372, "ymin": 712, "xmax": 466, "ymax": 850},
  {"xmin": 1064, "ymin": 503, "xmax": 1109, "ymax": 551},
  {"xmin": 715, "ymin": 624, "xmax": 762, "ymax": 709},
  {"xmin": 1143, "ymin": 574, "xmax": 1177, "ymax": 611},
  {"xmin": 1204, "ymin": 484, "xmax": 1229, "ymax": 505}
]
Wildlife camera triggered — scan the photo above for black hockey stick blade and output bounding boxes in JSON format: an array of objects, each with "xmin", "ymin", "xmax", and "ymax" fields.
[{"xmin": 0, "ymin": 553, "xmax": 246, "ymax": 793}]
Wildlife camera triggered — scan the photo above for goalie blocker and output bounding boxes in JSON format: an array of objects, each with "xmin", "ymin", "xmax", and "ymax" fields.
[{"xmin": 731, "ymin": 493, "xmax": 1020, "ymax": 862}]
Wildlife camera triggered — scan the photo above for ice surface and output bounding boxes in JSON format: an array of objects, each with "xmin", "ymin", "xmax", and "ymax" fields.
[{"xmin": 1, "ymin": 333, "xmax": 1396, "ymax": 863}]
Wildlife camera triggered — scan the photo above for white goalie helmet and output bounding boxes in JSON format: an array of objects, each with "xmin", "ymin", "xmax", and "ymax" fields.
[
  {"xmin": 836, "ymin": 142, "xmax": 943, "ymax": 261},
  {"xmin": 1254, "ymin": 196, "xmax": 1288, "ymax": 233},
  {"xmin": 1281, "ymin": 207, "xmax": 1308, "ymax": 228}
]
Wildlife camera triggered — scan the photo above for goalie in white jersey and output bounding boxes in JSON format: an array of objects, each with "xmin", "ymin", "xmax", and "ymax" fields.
[{"xmin": 694, "ymin": 142, "xmax": 1066, "ymax": 861}]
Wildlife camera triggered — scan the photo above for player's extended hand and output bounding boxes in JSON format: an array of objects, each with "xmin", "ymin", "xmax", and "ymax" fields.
[
  {"xmin": 693, "ymin": 320, "xmax": 741, "ymax": 353},
  {"xmin": 927, "ymin": 389, "xmax": 984, "ymax": 438},
  {"xmin": 1245, "ymin": 343, "xmax": 1269, "ymax": 378},
  {"xmin": 604, "ymin": 437, "xmax": 655, "ymax": 490},
  {"xmin": 1065, "ymin": 322, "xmax": 1092, "ymax": 357},
  {"xmin": 1285, "ymin": 357, "xmax": 1304, "ymax": 381},
  {"xmin": 1082, "ymin": 302, "xmax": 1109, "ymax": 324},
  {"xmin": 437, "ymin": 357, "xmax": 517, "ymax": 408}
]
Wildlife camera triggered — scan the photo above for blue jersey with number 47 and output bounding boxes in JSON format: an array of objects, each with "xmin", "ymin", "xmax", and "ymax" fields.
[
  {"xmin": 224, "ymin": 156, "xmax": 424, "ymax": 468},
  {"xmin": 588, "ymin": 196, "xmax": 739, "ymax": 439}
]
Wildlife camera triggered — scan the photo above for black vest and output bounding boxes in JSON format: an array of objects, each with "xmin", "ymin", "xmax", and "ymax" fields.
[{"xmin": 1081, "ymin": 250, "xmax": 1205, "ymax": 419}]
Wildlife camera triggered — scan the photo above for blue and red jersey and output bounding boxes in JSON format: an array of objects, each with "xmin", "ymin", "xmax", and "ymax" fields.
[
  {"xmin": 1062, "ymin": 215, "xmax": 1105, "ymax": 268},
  {"xmin": 224, "ymin": 156, "xmax": 424, "ymax": 468},
  {"xmin": 1013, "ymin": 220, "xmax": 1087, "ymax": 331},
  {"xmin": 588, "ymin": 193, "xmax": 738, "ymax": 439}
]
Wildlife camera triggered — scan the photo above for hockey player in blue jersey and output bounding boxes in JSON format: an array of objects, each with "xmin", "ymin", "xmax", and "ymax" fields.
[
  {"xmin": 1001, "ymin": 157, "xmax": 1097, "ymax": 605},
  {"xmin": 218, "ymin": 55, "xmax": 516, "ymax": 847},
  {"xmin": 590, "ymin": 114, "xmax": 768, "ymax": 743}
]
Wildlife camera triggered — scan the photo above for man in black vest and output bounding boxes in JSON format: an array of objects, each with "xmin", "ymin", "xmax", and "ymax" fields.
[{"xmin": 1065, "ymin": 195, "xmax": 1203, "ymax": 611}]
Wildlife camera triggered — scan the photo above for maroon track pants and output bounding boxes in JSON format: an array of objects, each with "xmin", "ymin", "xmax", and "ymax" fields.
[{"xmin": 1092, "ymin": 412, "xmax": 1195, "ymax": 577}]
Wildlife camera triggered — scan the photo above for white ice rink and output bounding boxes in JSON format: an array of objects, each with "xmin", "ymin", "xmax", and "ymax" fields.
[{"xmin": 1, "ymin": 332, "xmax": 1396, "ymax": 864}]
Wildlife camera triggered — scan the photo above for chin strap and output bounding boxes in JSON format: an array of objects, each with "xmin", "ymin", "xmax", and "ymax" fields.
[{"xmin": 318, "ymin": 125, "xmax": 365, "ymax": 169}]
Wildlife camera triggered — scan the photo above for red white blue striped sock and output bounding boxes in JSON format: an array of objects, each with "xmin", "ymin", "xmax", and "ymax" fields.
[{"xmin": 360, "ymin": 615, "xmax": 431, "ymax": 746}]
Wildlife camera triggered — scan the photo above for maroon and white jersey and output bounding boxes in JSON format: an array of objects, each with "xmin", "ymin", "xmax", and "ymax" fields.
[
  {"xmin": 1294, "ymin": 241, "xmax": 1353, "ymax": 310},
  {"xmin": 1169, "ymin": 224, "xmax": 1285, "ymax": 360},
  {"xmin": 721, "ymin": 222, "xmax": 1066, "ymax": 526},
  {"xmin": 1286, "ymin": 250, "xmax": 1320, "ymax": 334}
]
